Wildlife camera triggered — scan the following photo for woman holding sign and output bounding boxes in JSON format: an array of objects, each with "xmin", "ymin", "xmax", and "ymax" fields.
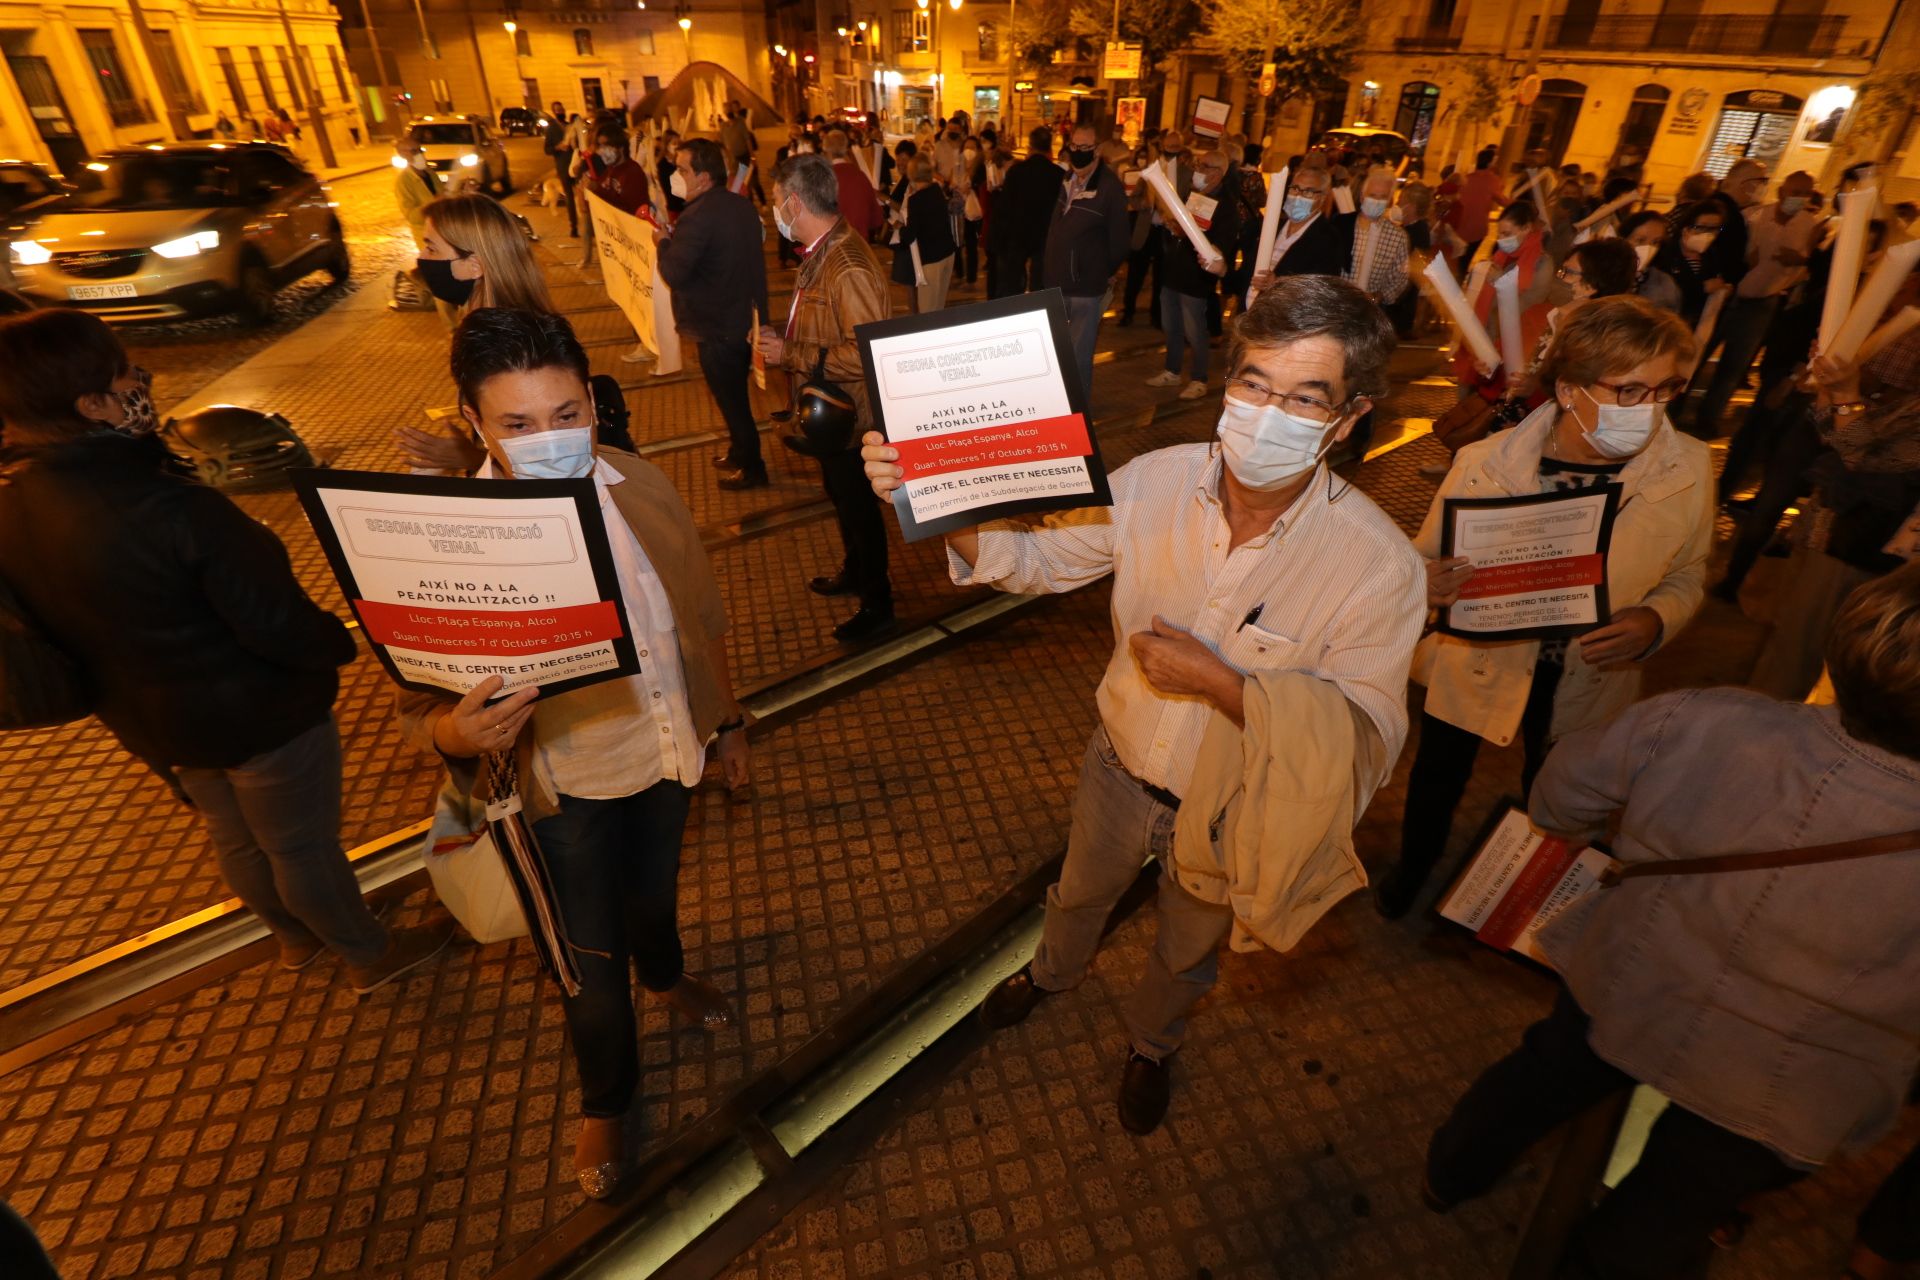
[
  {"xmin": 1376, "ymin": 296, "xmax": 1715, "ymax": 919},
  {"xmin": 398, "ymin": 309, "xmax": 750, "ymax": 1200}
]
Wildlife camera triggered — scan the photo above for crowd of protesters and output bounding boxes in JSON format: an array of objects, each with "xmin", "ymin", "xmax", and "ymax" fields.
[{"xmin": 0, "ymin": 91, "xmax": 1916, "ymax": 1280}]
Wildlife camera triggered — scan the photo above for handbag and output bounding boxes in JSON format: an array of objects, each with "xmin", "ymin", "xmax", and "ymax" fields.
[
  {"xmin": 422, "ymin": 777, "xmax": 529, "ymax": 944},
  {"xmin": 0, "ymin": 559, "xmax": 90, "ymax": 731},
  {"xmin": 1430, "ymin": 390, "xmax": 1498, "ymax": 454},
  {"xmin": 1599, "ymin": 829, "xmax": 1920, "ymax": 889}
]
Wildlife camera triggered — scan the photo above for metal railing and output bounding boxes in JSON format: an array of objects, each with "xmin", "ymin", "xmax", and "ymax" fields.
[
  {"xmin": 1546, "ymin": 11, "xmax": 1856, "ymax": 58},
  {"xmin": 106, "ymin": 96, "xmax": 156, "ymax": 126},
  {"xmin": 1394, "ymin": 17, "xmax": 1464, "ymax": 50}
]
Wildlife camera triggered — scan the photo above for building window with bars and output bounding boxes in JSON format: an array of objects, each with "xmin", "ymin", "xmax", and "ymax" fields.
[
  {"xmin": 79, "ymin": 29, "xmax": 153, "ymax": 126},
  {"xmin": 215, "ymin": 47, "xmax": 250, "ymax": 113},
  {"xmin": 148, "ymin": 31, "xmax": 202, "ymax": 114},
  {"xmin": 574, "ymin": 28, "xmax": 594, "ymax": 56},
  {"xmin": 328, "ymin": 46, "xmax": 350, "ymax": 102},
  {"xmin": 277, "ymin": 46, "xmax": 304, "ymax": 108}
]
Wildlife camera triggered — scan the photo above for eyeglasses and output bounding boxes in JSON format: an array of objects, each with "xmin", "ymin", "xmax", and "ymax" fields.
[
  {"xmin": 1591, "ymin": 376, "xmax": 1689, "ymax": 407},
  {"xmin": 1555, "ymin": 267, "xmax": 1585, "ymax": 283},
  {"xmin": 1285, "ymin": 184, "xmax": 1325, "ymax": 198},
  {"xmin": 1224, "ymin": 378, "xmax": 1351, "ymax": 423}
]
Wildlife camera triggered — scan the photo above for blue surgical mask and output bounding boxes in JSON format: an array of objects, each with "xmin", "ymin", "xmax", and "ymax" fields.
[
  {"xmin": 1778, "ymin": 195, "xmax": 1807, "ymax": 216},
  {"xmin": 1577, "ymin": 388, "xmax": 1661, "ymax": 459},
  {"xmin": 1496, "ymin": 234, "xmax": 1521, "ymax": 254},
  {"xmin": 1361, "ymin": 196, "xmax": 1389, "ymax": 219},
  {"xmin": 498, "ymin": 427, "xmax": 596, "ymax": 480},
  {"xmin": 1283, "ymin": 194, "xmax": 1316, "ymax": 221}
]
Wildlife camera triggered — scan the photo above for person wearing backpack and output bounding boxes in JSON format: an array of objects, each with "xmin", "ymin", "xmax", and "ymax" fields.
[
  {"xmin": 1423, "ymin": 562, "xmax": 1920, "ymax": 1279},
  {"xmin": 0, "ymin": 310, "xmax": 450, "ymax": 994}
]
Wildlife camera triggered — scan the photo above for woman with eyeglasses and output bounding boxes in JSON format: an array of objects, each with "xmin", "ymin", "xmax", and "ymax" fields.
[
  {"xmin": 1652, "ymin": 200, "xmax": 1733, "ymax": 325},
  {"xmin": 1376, "ymin": 295, "xmax": 1715, "ymax": 918}
]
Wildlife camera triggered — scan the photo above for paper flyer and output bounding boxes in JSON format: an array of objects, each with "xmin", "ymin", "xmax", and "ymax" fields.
[
  {"xmin": 1438, "ymin": 805, "xmax": 1619, "ymax": 965},
  {"xmin": 1440, "ymin": 485, "xmax": 1621, "ymax": 640}
]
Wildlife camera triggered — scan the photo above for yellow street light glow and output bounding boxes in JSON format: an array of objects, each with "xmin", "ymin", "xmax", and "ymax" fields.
[
  {"xmin": 678, "ymin": 15, "xmax": 691, "ymax": 28},
  {"xmin": 774, "ymin": 42, "xmax": 787, "ymax": 55},
  {"xmin": 857, "ymin": 18, "xmax": 868, "ymax": 28},
  {"xmin": 503, "ymin": 19, "xmax": 516, "ymax": 32}
]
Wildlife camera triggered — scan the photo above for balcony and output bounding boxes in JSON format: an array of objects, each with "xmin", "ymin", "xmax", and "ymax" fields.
[
  {"xmin": 106, "ymin": 97, "xmax": 156, "ymax": 127},
  {"xmin": 1544, "ymin": 12, "xmax": 1862, "ymax": 59},
  {"xmin": 1394, "ymin": 18, "xmax": 1464, "ymax": 50}
]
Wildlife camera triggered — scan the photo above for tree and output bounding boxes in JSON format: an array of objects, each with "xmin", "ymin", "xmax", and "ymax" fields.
[
  {"xmin": 1199, "ymin": 0, "xmax": 1360, "ymax": 103},
  {"xmin": 1010, "ymin": 0, "xmax": 1200, "ymax": 86}
]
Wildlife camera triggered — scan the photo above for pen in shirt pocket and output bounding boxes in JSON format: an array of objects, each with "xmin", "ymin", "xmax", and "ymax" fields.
[{"xmin": 1237, "ymin": 603, "xmax": 1265, "ymax": 633}]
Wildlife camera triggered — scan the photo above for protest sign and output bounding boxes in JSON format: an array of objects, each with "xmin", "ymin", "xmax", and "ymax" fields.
[
  {"xmin": 585, "ymin": 191, "xmax": 683, "ymax": 374},
  {"xmin": 294, "ymin": 470, "xmax": 640, "ymax": 699},
  {"xmin": 1441, "ymin": 484, "xmax": 1621, "ymax": 640},
  {"xmin": 1439, "ymin": 805, "xmax": 1618, "ymax": 965},
  {"xmin": 856, "ymin": 290, "xmax": 1110, "ymax": 542}
]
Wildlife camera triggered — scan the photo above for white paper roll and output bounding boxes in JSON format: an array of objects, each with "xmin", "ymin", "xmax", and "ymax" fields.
[
  {"xmin": 1526, "ymin": 168, "xmax": 1554, "ymax": 233},
  {"xmin": 1250, "ymin": 166, "xmax": 1289, "ymax": 294},
  {"xmin": 1827, "ymin": 238, "xmax": 1920, "ymax": 364},
  {"xmin": 1575, "ymin": 188, "xmax": 1640, "ymax": 231},
  {"xmin": 1330, "ymin": 185, "xmax": 1354, "ymax": 215},
  {"xmin": 1858, "ymin": 305, "xmax": 1920, "ymax": 365},
  {"xmin": 1494, "ymin": 269, "xmax": 1526, "ymax": 375},
  {"xmin": 1421, "ymin": 254, "xmax": 1501, "ymax": 370},
  {"xmin": 1142, "ymin": 164, "xmax": 1224, "ymax": 269},
  {"xmin": 1818, "ymin": 186, "xmax": 1877, "ymax": 357}
]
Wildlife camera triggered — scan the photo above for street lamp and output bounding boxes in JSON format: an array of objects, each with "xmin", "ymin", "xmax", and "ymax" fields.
[{"xmin": 502, "ymin": 19, "xmax": 516, "ymax": 33}]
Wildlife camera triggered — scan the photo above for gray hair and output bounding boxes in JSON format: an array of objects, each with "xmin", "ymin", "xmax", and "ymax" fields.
[
  {"xmin": 821, "ymin": 128, "xmax": 850, "ymax": 159},
  {"xmin": 1230, "ymin": 275, "xmax": 1397, "ymax": 399},
  {"xmin": 774, "ymin": 153, "xmax": 841, "ymax": 217},
  {"xmin": 908, "ymin": 156, "xmax": 935, "ymax": 184}
]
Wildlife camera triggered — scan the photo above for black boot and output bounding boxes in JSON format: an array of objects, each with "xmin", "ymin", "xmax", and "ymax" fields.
[{"xmin": 1117, "ymin": 1051, "xmax": 1172, "ymax": 1134}]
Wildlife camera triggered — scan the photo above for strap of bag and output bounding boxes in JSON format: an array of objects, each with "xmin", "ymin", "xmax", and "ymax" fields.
[{"xmin": 1599, "ymin": 829, "xmax": 1920, "ymax": 888}]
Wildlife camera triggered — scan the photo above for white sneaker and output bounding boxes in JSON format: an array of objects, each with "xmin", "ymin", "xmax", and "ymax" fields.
[
  {"xmin": 1144, "ymin": 370, "xmax": 1181, "ymax": 388},
  {"xmin": 1177, "ymin": 380, "xmax": 1209, "ymax": 400}
]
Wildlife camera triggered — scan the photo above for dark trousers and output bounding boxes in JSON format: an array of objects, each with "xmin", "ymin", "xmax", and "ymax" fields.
[
  {"xmin": 1429, "ymin": 993, "xmax": 1805, "ymax": 1280},
  {"xmin": 994, "ymin": 242, "xmax": 1044, "ymax": 297},
  {"xmin": 961, "ymin": 218, "xmax": 981, "ymax": 284},
  {"xmin": 1717, "ymin": 385, "xmax": 1803, "ymax": 504},
  {"xmin": 1722, "ymin": 402, "xmax": 1823, "ymax": 592},
  {"xmin": 820, "ymin": 448, "xmax": 891, "ymax": 609},
  {"xmin": 697, "ymin": 336, "xmax": 762, "ymax": 473},
  {"xmin": 1688, "ymin": 294, "xmax": 1780, "ymax": 438},
  {"xmin": 1122, "ymin": 237, "xmax": 1161, "ymax": 324},
  {"xmin": 552, "ymin": 155, "xmax": 578, "ymax": 235},
  {"xmin": 1397, "ymin": 661, "xmax": 1562, "ymax": 888},
  {"xmin": 1859, "ymin": 1140, "xmax": 1920, "ymax": 1262},
  {"xmin": 532, "ymin": 780, "xmax": 693, "ymax": 1117}
]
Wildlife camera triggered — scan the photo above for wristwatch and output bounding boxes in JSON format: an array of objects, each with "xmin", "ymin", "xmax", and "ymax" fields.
[
  {"xmin": 715, "ymin": 716, "xmax": 747, "ymax": 736},
  {"xmin": 1830, "ymin": 400, "xmax": 1868, "ymax": 416}
]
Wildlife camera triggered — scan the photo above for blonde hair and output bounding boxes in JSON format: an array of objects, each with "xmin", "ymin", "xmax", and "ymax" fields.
[
  {"xmin": 1826, "ymin": 561, "xmax": 1920, "ymax": 760},
  {"xmin": 423, "ymin": 194, "xmax": 553, "ymax": 315},
  {"xmin": 1536, "ymin": 293, "xmax": 1694, "ymax": 389}
]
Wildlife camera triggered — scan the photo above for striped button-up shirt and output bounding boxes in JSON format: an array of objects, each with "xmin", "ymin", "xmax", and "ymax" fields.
[
  {"xmin": 1345, "ymin": 213, "xmax": 1410, "ymax": 304},
  {"xmin": 951, "ymin": 443, "xmax": 1427, "ymax": 797}
]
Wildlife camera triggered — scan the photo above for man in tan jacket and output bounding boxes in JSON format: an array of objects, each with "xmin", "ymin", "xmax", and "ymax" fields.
[{"xmin": 757, "ymin": 153, "xmax": 895, "ymax": 643}]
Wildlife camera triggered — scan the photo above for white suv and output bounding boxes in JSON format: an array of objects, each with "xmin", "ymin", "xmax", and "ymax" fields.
[{"xmin": 405, "ymin": 116, "xmax": 511, "ymax": 194}]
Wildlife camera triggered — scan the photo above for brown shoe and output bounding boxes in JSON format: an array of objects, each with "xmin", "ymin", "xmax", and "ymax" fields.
[
  {"xmin": 663, "ymin": 974, "xmax": 734, "ymax": 1031},
  {"xmin": 574, "ymin": 1115, "xmax": 623, "ymax": 1200},
  {"xmin": 345, "ymin": 921, "xmax": 454, "ymax": 995},
  {"xmin": 278, "ymin": 937, "xmax": 326, "ymax": 972}
]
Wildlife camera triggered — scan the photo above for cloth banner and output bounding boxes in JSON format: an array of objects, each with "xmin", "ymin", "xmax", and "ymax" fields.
[{"xmin": 586, "ymin": 191, "xmax": 683, "ymax": 375}]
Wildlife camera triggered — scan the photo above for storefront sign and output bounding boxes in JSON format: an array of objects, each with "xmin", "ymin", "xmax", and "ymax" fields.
[
  {"xmin": 856, "ymin": 291, "xmax": 1111, "ymax": 542},
  {"xmin": 1440, "ymin": 484, "xmax": 1621, "ymax": 640},
  {"xmin": 295, "ymin": 470, "xmax": 641, "ymax": 698},
  {"xmin": 1666, "ymin": 86, "xmax": 1710, "ymax": 138},
  {"xmin": 586, "ymin": 191, "xmax": 683, "ymax": 374},
  {"xmin": 1103, "ymin": 41, "xmax": 1142, "ymax": 80}
]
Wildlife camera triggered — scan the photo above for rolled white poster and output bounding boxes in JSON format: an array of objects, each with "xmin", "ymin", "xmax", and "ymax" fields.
[
  {"xmin": 1464, "ymin": 257, "xmax": 1493, "ymax": 310},
  {"xmin": 1526, "ymin": 168, "xmax": 1554, "ymax": 233},
  {"xmin": 1421, "ymin": 254, "xmax": 1501, "ymax": 370},
  {"xmin": 910, "ymin": 240, "xmax": 927, "ymax": 287},
  {"xmin": 1686, "ymin": 289, "xmax": 1729, "ymax": 380},
  {"xmin": 1249, "ymin": 166, "xmax": 1289, "ymax": 297},
  {"xmin": 1575, "ymin": 188, "xmax": 1640, "ymax": 231},
  {"xmin": 1817, "ymin": 186, "xmax": 1877, "ymax": 357},
  {"xmin": 1142, "ymin": 164, "xmax": 1224, "ymax": 269},
  {"xmin": 873, "ymin": 142, "xmax": 885, "ymax": 186},
  {"xmin": 1858, "ymin": 305, "xmax": 1920, "ymax": 365},
  {"xmin": 1826, "ymin": 238, "xmax": 1920, "ymax": 364},
  {"xmin": 1494, "ymin": 269, "xmax": 1526, "ymax": 375},
  {"xmin": 1330, "ymin": 184, "xmax": 1355, "ymax": 215},
  {"xmin": 853, "ymin": 144, "xmax": 876, "ymax": 184}
]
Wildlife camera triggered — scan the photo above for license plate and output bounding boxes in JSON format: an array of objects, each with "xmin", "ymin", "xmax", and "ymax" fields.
[{"xmin": 68, "ymin": 283, "xmax": 138, "ymax": 300}]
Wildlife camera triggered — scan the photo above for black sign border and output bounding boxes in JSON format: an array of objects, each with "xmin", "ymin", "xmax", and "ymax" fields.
[
  {"xmin": 291, "ymin": 467, "xmax": 641, "ymax": 701},
  {"xmin": 1438, "ymin": 482, "xmax": 1621, "ymax": 642},
  {"xmin": 854, "ymin": 288, "xmax": 1113, "ymax": 543}
]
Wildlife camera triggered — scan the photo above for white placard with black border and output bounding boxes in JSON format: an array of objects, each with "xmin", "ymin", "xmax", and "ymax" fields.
[
  {"xmin": 855, "ymin": 290, "xmax": 1111, "ymax": 543},
  {"xmin": 1440, "ymin": 484, "xmax": 1621, "ymax": 641},
  {"xmin": 294, "ymin": 469, "xmax": 640, "ymax": 699}
]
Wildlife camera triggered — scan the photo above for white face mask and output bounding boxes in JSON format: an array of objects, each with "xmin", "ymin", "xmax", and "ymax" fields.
[
  {"xmin": 1632, "ymin": 242, "xmax": 1657, "ymax": 270},
  {"xmin": 669, "ymin": 170, "xmax": 689, "ymax": 200},
  {"xmin": 1682, "ymin": 229, "xmax": 1716, "ymax": 253},
  {"xmin": 1387, "ymin": 204, "xmax": 1405, "ymax": 224},
  {"xmin": 497, "ymin": 427, "xmax": 596, "ymax": 480},
  {"xmin": 1361, "ymin": 196, "xmax": 1389, "ymax": 219},
  {"xmin": 1216, "ymin": 394, "xmax": 1337, "ymax": 490},
  {"xmin": 408, "ymin": 153, "xmax": 428, "ymax": 171},
  {"xmin": 1496, "ymin": 233, "xmax": 1521, "ymax": 254},
  {"xmin": 597, "ymin": 146, "xmax": 620, "ymax": 166},
  {"xmin": 1575, "ymin": 386, "xmax": 1661, "ymax": 459},
  {"xmin": 774, "ymin": 197, "xmax": 797, "ymax": 242}
]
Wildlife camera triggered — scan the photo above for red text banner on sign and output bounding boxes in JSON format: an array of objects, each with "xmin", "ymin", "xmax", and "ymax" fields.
[
  {"xmin": 1456, "ymin": 553, "xmax": 1604, "ymax": 600},
  {"xmin": 355, "ymin": 599, "xmax": 626, "ymax": 654},
  {"xmin": 891, "ymin": 413, "xmax": 1093, "ymax": 480}
]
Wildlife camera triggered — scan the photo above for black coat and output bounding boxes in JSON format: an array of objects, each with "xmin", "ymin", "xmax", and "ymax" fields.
[
  {"xmin": 993, "ymin": 154, "xmax": 1066, "ymax": 254},
  {"xmin": 0, "ymin": 432, "xmax": 354, "ymax": 768},
  {"xmin": 1269, "ymin": 213, "xmax": 1353, "ymax": 279},
  {"xmin": 1157, "ymin": 177, "xmax": 1242, "ymax": 298},
  {"xmin": 1042, "ymin": 162, "xmax": 1131, "ymax": 296},
  {"xmin": 901, "ymin": 184, "xmax": 957, "ymax": 265},
  {"xmin": 656, "ymin": 186, "xmax": 770, "ymax": 344}
]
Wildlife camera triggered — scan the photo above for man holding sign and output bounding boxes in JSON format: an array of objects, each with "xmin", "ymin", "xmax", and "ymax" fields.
[{"xmin": 860, "ymin": 277, "xmax": 1427, "ymax": 1134}]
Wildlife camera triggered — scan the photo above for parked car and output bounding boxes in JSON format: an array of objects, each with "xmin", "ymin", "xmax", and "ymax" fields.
[
  {"xmin": 405, "ymin": 115, "xmax": 511, "ymax": 194},
  {"xmin": 1314, "ymin": 126, "xmax": 1412, "ymax": 176},
  {"xmin": 498, "ymin": 106, "xmax": 545, "ymax": 137},
  {"xmin": 0, "ymin": 159, "xmax": 74, "ymax": 288},
  {"xmin": 6, "ymin": 143, "xmax": 348, "ymax": 326}
]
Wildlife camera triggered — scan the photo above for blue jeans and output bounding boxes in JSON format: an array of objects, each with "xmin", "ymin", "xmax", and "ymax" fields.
[
  {"xmin": 176, "ymin": 717, "xmax": 389, "ymax": 966},
  {"xmin": 1031, "ymin": 729, "xmax": 1234, "ymax": 1061},
  {"xmin": 533, "ymin": 780, "xmax": 693, "ymax": 1116},
  {"xmin": 1063, "ymin": 292, "xmax": 1103, "ymax": 400},
  {"xmin": 1159, "ymin": 288, "xmax": 1210, "ymax": 382}
]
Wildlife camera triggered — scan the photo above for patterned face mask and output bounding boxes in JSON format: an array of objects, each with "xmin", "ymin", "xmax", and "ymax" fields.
[{"xmin": 109, "ymin": 367, "xmax": 158, "ymax": 436}]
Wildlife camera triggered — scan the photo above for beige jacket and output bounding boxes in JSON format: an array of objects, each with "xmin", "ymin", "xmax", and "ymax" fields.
[
  {"xmin": 1169, "ymin": 671, "xmax": 1385, "ymax": 953},
  {"xmin": 1410, "ymin": 403, "xmax": 1713, "ymax": 746},
  {"xmin": 396, "ymin": 449, "xmax": 730, "ymax": 822}
]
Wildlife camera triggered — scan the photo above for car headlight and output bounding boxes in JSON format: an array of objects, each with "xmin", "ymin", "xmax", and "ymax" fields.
[
  {"xmin": 152, "ymin": 230, "xmax": 221, "ymax": 259},
  {"xmin": 391, "ymin": 154, "xmax": 408, "ymax": 169},
  {"xmin": 537, "ymin": 118, "xmax": 550, "ymax": 127},
  {"xmin": 459, "ymin": 153, "xmax": 480, "ymax": 167},
  {"xmin": 9, "ymin": 240, "xmax": 52, "ymax": 266}
]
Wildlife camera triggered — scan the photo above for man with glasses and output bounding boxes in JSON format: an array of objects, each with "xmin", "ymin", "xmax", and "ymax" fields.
[
  {"xmin": 657, "ymin": 138, "xmax": 771, "ymax": 489},
  {"xmin": 857, "ymin": 276, "xmax": 1428, "ymax": 1134},
  {"xmin": 1249, "ymin": 164, "xmax": 1354, "ymax": 286}
]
